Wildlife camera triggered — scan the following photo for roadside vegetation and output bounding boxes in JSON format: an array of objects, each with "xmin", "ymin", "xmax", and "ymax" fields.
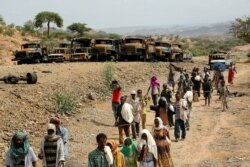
[
  {"xmin": 103, "ymin": 63, "xmax": 114, "ymax": 96},
  {"xmin": 52, "ymin": 91, "xmax": 78, "ymax": 115}
]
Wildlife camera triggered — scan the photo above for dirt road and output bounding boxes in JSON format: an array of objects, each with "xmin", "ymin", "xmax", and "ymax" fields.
[{"xmin": 0, "ymin": 61, "xmax": 249, "ymax": 167}]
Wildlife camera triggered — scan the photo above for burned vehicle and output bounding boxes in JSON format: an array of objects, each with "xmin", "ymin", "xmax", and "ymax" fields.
[
  {"xmin": 70, "ymin": 38, "xmax": 92, "ymax": 61},
  {"xmin": 91, "ymin": 39, "xmax": 121, "ymax": 61},
  {"xmin": 154, "ymin": 41, "xmax": 171, "ymax": 61},
  {"xmin": 0, "ymin": 72, "xmax": 37, "ymax": 84},
  {"xmin": 49, "ymin": 42, "xmax": 71, "ymax": 62},
  {"xmin": 119, "ymin": 36, "xmax": 148, "ymax": 61},
  {"xmin": 12, "ymin": 42, "xmax": 48, "ymax": 64},
  {"xmin": 170, "ymin": 43, "xmax": 183, "ymax": 62}
]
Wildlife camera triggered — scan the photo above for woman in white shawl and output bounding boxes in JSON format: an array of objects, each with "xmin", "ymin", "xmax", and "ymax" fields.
[
  {"xmin": 137, "ymin": 129, "xmax": 158, "ymax": 167},
  {"xmin": 152, "ymin": 117, "xmax": 174, "ymax": 167}
]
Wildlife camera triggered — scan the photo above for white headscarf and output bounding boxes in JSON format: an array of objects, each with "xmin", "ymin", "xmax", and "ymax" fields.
[
  {"xmin": 139, "ymin": 129, "xmax": 158, "ymax": 160},
  {"xmin": 121, "ymin": 103, "xmax": 134, "ymax": 123},
  {"xmin": 104, "ymin": 146, "xmax": 113, "ymax": 166},
  {"xmin": 154, "ymin": 117, "xmax": 165, "ymax": 130}
]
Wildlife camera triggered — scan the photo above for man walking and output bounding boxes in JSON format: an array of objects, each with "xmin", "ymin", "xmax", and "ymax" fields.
[
  {"xmin": 39, "ymin": 124, "xmax": 64, "ymax": 167},
  {"xmin": 88, "ymin": 133, "xmax": 114, "ymax": 167},
  {"xmin": 127, "ymin": 90, "xmax": 141, "ymax": 139}
]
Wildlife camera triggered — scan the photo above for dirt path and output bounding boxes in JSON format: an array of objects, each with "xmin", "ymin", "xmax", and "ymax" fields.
[{"xmin": 0, "ymin": 62, "xmax": 249, "ymax": 167}]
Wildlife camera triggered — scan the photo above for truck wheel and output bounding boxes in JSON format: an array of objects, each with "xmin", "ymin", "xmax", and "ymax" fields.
[{"xmin": 26, "ymin": 73, "xmax": 38, "ymax": 84}]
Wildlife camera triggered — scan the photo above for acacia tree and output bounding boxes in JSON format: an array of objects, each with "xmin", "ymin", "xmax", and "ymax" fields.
[
  {"xmin": 67, "ymin": 22, "xmax": 91, "ymax": 36},
  {"xmin": 230, "ymin": 16, "xmax": 250, "ymax": 43},
  {"xmin": 34, "ymin": 11, "xmax": 63, "ymax": 37}
]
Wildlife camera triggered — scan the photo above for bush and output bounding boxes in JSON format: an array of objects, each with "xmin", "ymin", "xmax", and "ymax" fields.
[
  {"xmin": 3, "ymin": 28, "xmax": 15, "ymax": 36},
  {"xmin": 53, "ymin": 92, "xmax": 77, "ymax": 114},
  {"xmin": 103, "ymin": 63, "xmax": 114, "ymax": 96}
]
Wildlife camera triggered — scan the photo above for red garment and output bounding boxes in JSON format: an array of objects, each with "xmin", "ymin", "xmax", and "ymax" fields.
[
  {"xmin": 112, "ymin": 88, "xmax": 121, "ymax": 103},
  {"xmin": 228, "ymin": 66, "xmax": 236, "ymax": 84}
]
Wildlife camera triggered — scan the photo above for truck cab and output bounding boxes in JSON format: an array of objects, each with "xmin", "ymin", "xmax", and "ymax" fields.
[
  {"xmin": 12, "ymin": 42, "xmax": 48, "ymax": 64},
  {"xmin": 91, "ymin": 39, "xmax": 120, "ymax": 61}
]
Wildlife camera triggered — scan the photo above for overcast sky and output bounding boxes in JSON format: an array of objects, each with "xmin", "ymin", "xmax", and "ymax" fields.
[{"xmin": 0, "ymin": 0, "xmax": 250, "ymax": 29}]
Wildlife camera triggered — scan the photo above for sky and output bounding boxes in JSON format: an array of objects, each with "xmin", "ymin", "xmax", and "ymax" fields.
[{"xmin": 0, "ymin": 0, "xmax": 250, "ymax": 30}]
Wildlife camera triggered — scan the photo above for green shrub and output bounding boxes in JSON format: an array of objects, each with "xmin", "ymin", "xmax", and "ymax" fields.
[
  {"xmin": 3, "ymin": 28, "xmax": 15, "ymax": 36},
  {"xmin": 52, "ymin": 92, "xmax": 77, "ymax": 114},
  {"xmin": 103, "ymin": 63, "xmax": 114, "ymax": 96},
  {"xmin": 0, "ymin": 26, "xmax": 4, "ymax": 34}
]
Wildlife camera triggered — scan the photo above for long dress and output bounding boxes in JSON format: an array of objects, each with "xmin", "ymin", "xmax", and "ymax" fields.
[
  {"xmin": 153, "ymin": 128, "xmax": 174, "ymax": 167},
  {"xmin": 228, "ymin": 66, "xmax": 236, "ymax": 84}
]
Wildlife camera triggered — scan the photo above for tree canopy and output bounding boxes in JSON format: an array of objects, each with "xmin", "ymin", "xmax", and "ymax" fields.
[
  {"xmin": 230, "ymin": 16, "xmax": 250, "ymax": 43},
  {"xmin": 67, "ymin": 22, "xmax": 91, "ymax": 36},
  {"xmin": 34, "ymin": 11, "xmax": 63, "ymax": 37}
]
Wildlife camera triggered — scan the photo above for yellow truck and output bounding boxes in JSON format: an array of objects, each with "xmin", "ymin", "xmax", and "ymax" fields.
[
  {"xmin": 119, "ymin": 36, "xmax": 150, "ymax": 61},
  {"xmin": 69, "ymin": 38, "xmax": 92, "ymax": 61}
]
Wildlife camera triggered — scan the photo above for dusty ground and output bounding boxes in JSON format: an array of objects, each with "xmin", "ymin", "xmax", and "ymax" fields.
[{"xmin": 0, "ymin": 60, "xmax": 249, "ymax": 167}]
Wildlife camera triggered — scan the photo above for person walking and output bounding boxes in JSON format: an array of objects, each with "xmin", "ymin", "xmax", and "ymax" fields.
[
  {"xmin": 219, "ymin": 80, "xmax": 229, "ymax": 111},
  {"xmin": 88, "ymin": 133, "xmax": 114, "ymax": 167},
  {"xmin": 128, "ymin": 90, "xmax": 141, "ymax": 139},
  {"xmin": 152, "ymin": 117, "xmax": 174, "ymax": 167},
  {"xmin": 50, "ymin": 117, "xmax": 69, "ymax": 158},
  {"xmin": 6, "ymin": 131, "xmax": 38, "ymax": 167},
  {"xmin": 183, "ymin": 87, "xmax": 193, "ymax": 130},
  {"xmin": 228, "ymin": 62, "xmax": 237, "ymax": 85},
  {"xmin": 137, "ymin": 89, "xmax": 149, "ymax": 129},
  {"xmin": 137, "ymin": 129, "xmax": 158, "ymax": 167},
  {"xmin": 168, "ymin": 66, "xmax": 175, "ymax": 92},
  {"xmin": 146, "ymin": 75, "xmax": 160, "ymax": 106},
  {"xmin": 116, "ymin": 96, "xmax": 134, "ymax": 144},
  {"xmin": 121, "ymin": 137, "xmax": 138, "ymax": 167},
  {"xmin": 174, "ymin": 93, "xmax": 188, "ymax": 142},
  {"xmin": 160, "ymin": 83, "xmax": 172, "ymax": 104},
  {"xmin": 107, "ymin": 140, "xmax": 125, "ymax": 167},
  {"xmin": 111, "ymin": 80, "xmax": 122, "ymax": 126},
  {"xmin": 39, "ymin": 123, "xmax": 64, "ymax": 167},
  {"xmin": 202, "ymin": 75, "xmax": 213, "ymax": 107}
]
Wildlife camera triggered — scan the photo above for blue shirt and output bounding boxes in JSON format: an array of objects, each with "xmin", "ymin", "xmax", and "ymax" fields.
[{"xmin": 57, "ymin": 127, "xmax": 69, "ymax": 157}]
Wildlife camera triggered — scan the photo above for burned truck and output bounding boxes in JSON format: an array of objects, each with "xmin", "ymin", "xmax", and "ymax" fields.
[
  {"xmin": 119, "ymin": 36, "xmax": 155, "ymax": 61},
  {"xmin": 119, "ymin": 36, "xmax": 148, "ymax": 61},
  {"xmin": 49, "ymin": 42, "xmax": 71, "ymax": 62},
  {"xmin": 12, "ymin": 42, "xmax": 48, "ymax": 64},
  {"xmin": 154, "ymin": 41, "xmax": 171, "ymax": 61},
  {"xmin": 91, "ymin": 39, "xmax": 121, "ymax": 61},
  {"xmin": 170, "ymin": 43, "xmax": 183, "ymax": 62},
  {"xmin": 70, "ymin": 38, "xmax": 92, "ymax": 61}
]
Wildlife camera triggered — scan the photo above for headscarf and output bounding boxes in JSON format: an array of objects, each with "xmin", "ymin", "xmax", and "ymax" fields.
[
  {"xmin": 139, "ymin": 129, "xmax": 158, "ymax": 160},
  {"xmin": 150, "ymin": 75, "xmax": 160, "ymax": 87},
  {"xmin": 10, "ymin": 131, "xmax": 30, "ymax": 165},
  {"xmin": 45, "ymin": 123, "xmax": 60, "ymax": 141},
  {"xmin": 107, "ymin": 140, "xmax": 124, "ymax": 167},
  {"xmin": 121, "ymin": 137, "xmax": 137, "ymax": 157},
  {"xmin": 104, "ymin": 146, "xmax": 114, "ymax": 166},
  {"xmin": 50, "ymin": 117, "xmax": 61, "ymax": 128},
  {"xmin": 121, "ymin": 103, "xmax": 134, "ymax": 123},
  {"xmin": 154, "ymin": 117, "xmax": 165, "ymax": 130}
]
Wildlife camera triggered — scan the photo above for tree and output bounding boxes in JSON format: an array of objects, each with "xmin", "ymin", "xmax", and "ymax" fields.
[
  {"xmin": 34, "ymin": 11, "xmax": 63, "ymax": 37},
  {"xmin": 230, "ymin": 16, "xmax": 250, "ymax": 43},
  {"xmin": 23, "ymin": 20, "xmax": 36, "ymax": 33},
  {"xmin": 67, "ymin": 22, "xmax": 91, "ymax": 36},
  {"xmin": 0, "ymin": 15, "xmax": 5, "ymax": 25}
]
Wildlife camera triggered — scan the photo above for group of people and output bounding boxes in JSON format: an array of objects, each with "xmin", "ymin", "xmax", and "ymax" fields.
[
  {"xmin": 88, "ymin": 119, "xmax": 173, "ymax": 167},
  {"xmin": 6, "ymin": 63, "xmax": 237, "ymax": 167},
  {"xmin": 6, "ymin": 117, "xmax": 68, "ymax": 167}
]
